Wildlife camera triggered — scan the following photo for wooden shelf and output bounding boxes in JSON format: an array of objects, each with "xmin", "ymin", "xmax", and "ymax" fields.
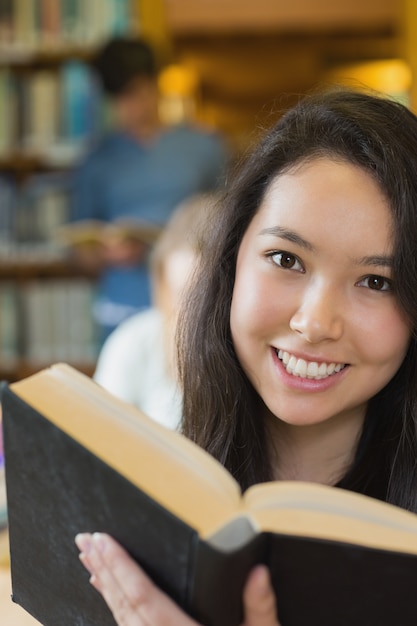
[
  {"xmin": 0, "ymin": 361, "xmax": 95, "ymax": 384},
  {"xmin": 165, "ymin": 0, "xmax": 398, "ymax": 34},
  {"xmin": 0, "ymin": 257, "xmax": 97, "ymax": 281},
  {"xmin": 0, "ymin": 45, "xmax": 95, "ymax": 68},
  {"xmin": 0, "ymin": 154, "xmax": 66, "ymax": 174},
  {"xmin": 0, "ymin": 144, "xmax": 86, "ymax": 173}
]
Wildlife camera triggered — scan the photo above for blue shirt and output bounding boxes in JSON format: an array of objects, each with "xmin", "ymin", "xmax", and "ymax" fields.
[{"xmin": 71, "ymin": 124, "xmax": 227, "ymax": 335}]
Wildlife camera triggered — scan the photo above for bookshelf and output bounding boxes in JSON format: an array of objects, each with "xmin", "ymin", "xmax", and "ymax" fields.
[
  {"xmin": 0, "ymin": 259, "xmax": 98, "ymax": 382},
  {"xmin": 0, "ymin": 0, "xmax": 141, "ymax": 381}
]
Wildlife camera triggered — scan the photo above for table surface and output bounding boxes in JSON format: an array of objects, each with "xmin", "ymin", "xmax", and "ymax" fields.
[{"xmin": 0, "ymin": 566, "xmax": 40, "ymax": 625}]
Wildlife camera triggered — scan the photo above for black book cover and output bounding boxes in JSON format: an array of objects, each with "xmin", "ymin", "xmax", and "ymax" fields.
[
  {"xmin": 191, "ymin": 529, "xmax": 417, "ymax": 626},
  {"xmin": 4, "ymin": 383, "xmax": 417, "ymax": 626},
  {"xmin": 2, "ymin": 387, "xmax": 199, "ymax": 626}
]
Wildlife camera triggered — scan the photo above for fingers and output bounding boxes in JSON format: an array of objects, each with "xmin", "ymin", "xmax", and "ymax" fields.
[
  {"xmin": 75, "ymin": 533, "xmax": 280, "ymax": 626},
  {"xmin": 242, "ymin": 565, "xmax": 281, "ymax": 626},
  {"xmin": 75, "ymin": 533, "xmax": 200, "ymax": 626}
]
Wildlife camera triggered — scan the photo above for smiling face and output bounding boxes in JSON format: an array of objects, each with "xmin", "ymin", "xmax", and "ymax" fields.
[{"xmin": 230, "ymin": 157, "xmax": 411, "ymax": 433}]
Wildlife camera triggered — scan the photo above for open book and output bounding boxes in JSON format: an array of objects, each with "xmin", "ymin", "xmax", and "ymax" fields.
[
  {"xmin": 56, "ymin": 218, "xmax": 162, "ymax": 247},
  {"xmin": 2, "ymin": 364, "xmax": 417, "ymax": 626}
]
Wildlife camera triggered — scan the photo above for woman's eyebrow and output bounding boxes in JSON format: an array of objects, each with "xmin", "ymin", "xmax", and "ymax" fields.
[
  {"xmin": 354, "ymin": 254, "xmax": 393, "ymax": 268},
  {"xmin": 258, "ymin": 226, "xmax": 393, "ymax": 268},
  {"xmin": 258, "ymin": 226, "xmax": 315, "ymax": 251}
]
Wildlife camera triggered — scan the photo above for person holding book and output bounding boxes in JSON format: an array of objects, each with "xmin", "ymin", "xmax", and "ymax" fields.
[
  {"xmin": 93, "ymin": 193, "xmax": 219, "ymax": 429},
  {"xmin": 75, "ymin": 88, "xmax": 417, "ymax": 625},
  {"xmin": 71, "ymin": 36, "xmax": 228, "ymax": 343}
]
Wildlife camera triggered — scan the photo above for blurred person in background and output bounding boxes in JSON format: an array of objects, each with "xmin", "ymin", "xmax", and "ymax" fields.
[
  {"xmin": 71, "ymin": 37, "xmax": 228, "ymax": 344},
  {"xmin": 93, "ymin": 194, "xmax": 219, "ymax": 429}
]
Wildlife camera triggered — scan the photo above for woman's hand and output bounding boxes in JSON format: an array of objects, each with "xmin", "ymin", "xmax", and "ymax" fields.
[{"xmin": 75, "ymin": 533, "xmax": 281, "ymax": 626}]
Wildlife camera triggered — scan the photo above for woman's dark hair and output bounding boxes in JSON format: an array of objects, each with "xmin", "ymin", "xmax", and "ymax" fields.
[
  {"xmin": 92, "ymin": 37, "xmax": 156, "ymax": 96},
  {"xmin": 178, "ymin": 88, "xmax": 417, "ymax": 512}
]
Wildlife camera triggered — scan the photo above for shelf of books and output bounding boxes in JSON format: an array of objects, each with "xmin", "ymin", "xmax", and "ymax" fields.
[
  {"xmin": 0, "ymin": 257, "xmax": 99, "ymax": 383},
  {"xmin": 0, "ymin": 130, "xmax": 100, "ymax": 381},
  {"xmin": 0, "ymin": 1, "xmax": 140, "ymax": 56},
  {"xmin": 0, "ymin": 0, "xmax": 144, "ymax": 381}
]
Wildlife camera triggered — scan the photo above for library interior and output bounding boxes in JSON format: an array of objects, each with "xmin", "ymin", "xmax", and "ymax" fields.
[{"xmin": 1, "ymin": 0, "xmax": 417, "ymax": 624}]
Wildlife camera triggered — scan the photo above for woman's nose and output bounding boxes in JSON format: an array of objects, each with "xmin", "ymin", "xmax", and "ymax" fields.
[{"xmin": 289, "ymin": 283, "xmax": 344, "ymax": 343}]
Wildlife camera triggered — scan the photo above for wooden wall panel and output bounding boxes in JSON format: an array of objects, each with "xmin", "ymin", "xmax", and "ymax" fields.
[
  {"xmin": 164, "ymin": 0, "xmax": 399, "ymax": 34},
  {"xmin": 171, "ymin": 30, "xmax": 401, "ymax": 152}
]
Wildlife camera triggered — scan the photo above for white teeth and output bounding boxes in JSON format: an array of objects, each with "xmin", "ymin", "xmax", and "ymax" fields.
[
  {"xmin": 279, "ymin": 350, "xmax": 289, "ymax": 365},
  {"xmin": 307, "ymin": 361, "xmax": 318, "ymax": 377},
  {"xmin": 318, "ymin": 362, "xmax": 327, "ymax": 377},
  {"xmin": 276, "ymin": 350, "xmax": 346, "ymax": 380},
  {"xmin": 288, "ymin": 355, "xmax": 297, "ymax": 371},
  {"xmin": 294, "ymin": 359, "xmax": 307, "ymax": 378}
]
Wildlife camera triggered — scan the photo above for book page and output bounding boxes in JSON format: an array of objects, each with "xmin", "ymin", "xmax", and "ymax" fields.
[
  {"xmin": 10, "ymin": 364, "xmax": 242, "ymax": 536},
  {"xmin": 239, "ymin": 481, "xmax": 417, "ymax": 554}
]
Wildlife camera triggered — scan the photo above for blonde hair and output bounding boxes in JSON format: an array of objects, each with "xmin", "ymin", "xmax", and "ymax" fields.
[{"xmin": 150, "ymin": 192, "xmax": 221, "ymax": 289}]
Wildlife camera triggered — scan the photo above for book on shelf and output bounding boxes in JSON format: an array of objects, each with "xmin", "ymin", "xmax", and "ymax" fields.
[
  {"xmin": 0, "ymin": 176, "xmax": 16, "ymax": 254},
  {"xmin": 0, "ymin": 276, "xmax": 96, "ymax": 372},
  {"xmin": 60, "ymin": 60, "xmax": 101, "ymax": 144},
  {"xmin": 0, "ymin": 0, "xmax": 13, "ymax": 45},
  {"xmin": 24, "ymin": 63, "xmax": 96, "ymax": 153},
  {"xmin": 6, "ymin": 63, "xmax": 98, "ymax": 162},
  {"xmin": 0, "ymin": 284, "xmax": 20, "ymax": 372},
  {"xmin": 0, "ymin": 70, "xmax": 14, "ymax": 155},
  {"xmin": 0, "ymin": 0, "xmax": 134, "ymax": 50},
  {"xmin": 56, "ymin": 218, "xmax": 163, "ymax": 248},
  {"xmin": 17, "ymin": 171, "xmax": 73, "ymax": 248},
  {"xmin": 3, "ymin": 364, "xmax": 417, "ymax": 626},
  {"xmin": 22, "ymin": 70, "xmax": 59, "ymax": 152},
  {"xmin": 12, "ymin": 0, "xmax": 38, "ymax": 48},
  {"xmin": 21, "ymin": 279, "xmax": 97, "ymax": 364}
]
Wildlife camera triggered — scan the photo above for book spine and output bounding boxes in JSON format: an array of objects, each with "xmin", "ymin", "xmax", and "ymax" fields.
[
  {"xmin": 39, "ymin": 0, "xmax": 61, "ymax": 48},
  {"xmin": 24, "ymin": 70, "xmax": 59, "ymax": 153},
  {"xmin": 0, "ymin": 282, "xmax": 20, "ymax": 371},
  {"xmin": 82, "ymin": 0, "xmax": 109, "ymax": 46},
  {"xmin": 2, "ymin": 0, "xmax": 134, "ymax": 52},
  {"xmin": 0, "ymin": 69, "xmax": 14, "ymax": 155},
  {"xmin": 21, "ymin": 281, "xmax": 53, "ymax": 363},
  {"xmin": 20, "ymin": 172, "xmax": 72, "ymax": 247},
  {"xmin": 108, "ymin": 0, "xmax": 131, "ymax": 35},
  {"xmin": 11, "ymin": 72, "xmax": 25, "ymax": 151},
  {"xmin": 0, "ymin": 0, "xmax": 13, "ymax": 45},
  {"xmin": 13, "ymin": 0, "xmax": 38, "ymax": 49},
  {"xmin": 0, "ymin": 175, "xmax": 16, "ymax": 253},
  {"xmin": 18, "ymin": 274, "xmax": 97, "ymax": 365},
  {"xmin": 34, "ymin": 184, "xmax": 71, "ymax": 246},
  {"xmin": 190, "ymin": 534, "xmax": 268, "ymax": 626},
  {"xmin": 49, "ymin": 279, "xmax": 71, "ymax": 361},
  {"xmin": 67, "ymin": 279, "xmax": 98, "ymax": 363},
  {"xmin": 60, "ymin": 60, "xmax": 98, "ymax": 143},
  {"xmin": 60, "ymin": 0, "xmax": 82, "ymax": 44}
]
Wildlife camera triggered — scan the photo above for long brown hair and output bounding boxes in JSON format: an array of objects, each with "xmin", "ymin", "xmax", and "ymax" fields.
[{"xmin": 178, "ymin": 89, "xmax": 417, "ymax": 510}]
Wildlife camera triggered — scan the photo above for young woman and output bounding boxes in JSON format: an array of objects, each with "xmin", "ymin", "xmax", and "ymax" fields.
[{"xmin": 75, "ymin": 88, "xmax": 417, "ymax": 625}]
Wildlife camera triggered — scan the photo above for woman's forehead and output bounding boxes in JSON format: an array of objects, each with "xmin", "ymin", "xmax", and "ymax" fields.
[{"xmin": 245, "ymin": 157, "xmax": 394, "ymax": 255}]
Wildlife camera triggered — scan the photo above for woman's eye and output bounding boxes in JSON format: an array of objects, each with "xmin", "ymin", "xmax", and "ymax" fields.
[
  {"xmin": 269, "ymin": 252, "xmax": 304, "ymax": 272},
  {"xmin": 358, "ymin": 275, "xmax": 392, "ymax": 292}
]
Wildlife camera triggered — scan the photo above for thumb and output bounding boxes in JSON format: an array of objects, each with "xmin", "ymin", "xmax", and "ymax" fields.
[{"xmin": 242, "ymin": 565, "xmax": 281, "ymax": 626}]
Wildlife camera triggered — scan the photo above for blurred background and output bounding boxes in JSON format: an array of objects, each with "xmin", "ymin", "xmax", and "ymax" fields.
[{"xmin": 0, "ymin": 0, "xmax": 416, "ymax": 385}]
